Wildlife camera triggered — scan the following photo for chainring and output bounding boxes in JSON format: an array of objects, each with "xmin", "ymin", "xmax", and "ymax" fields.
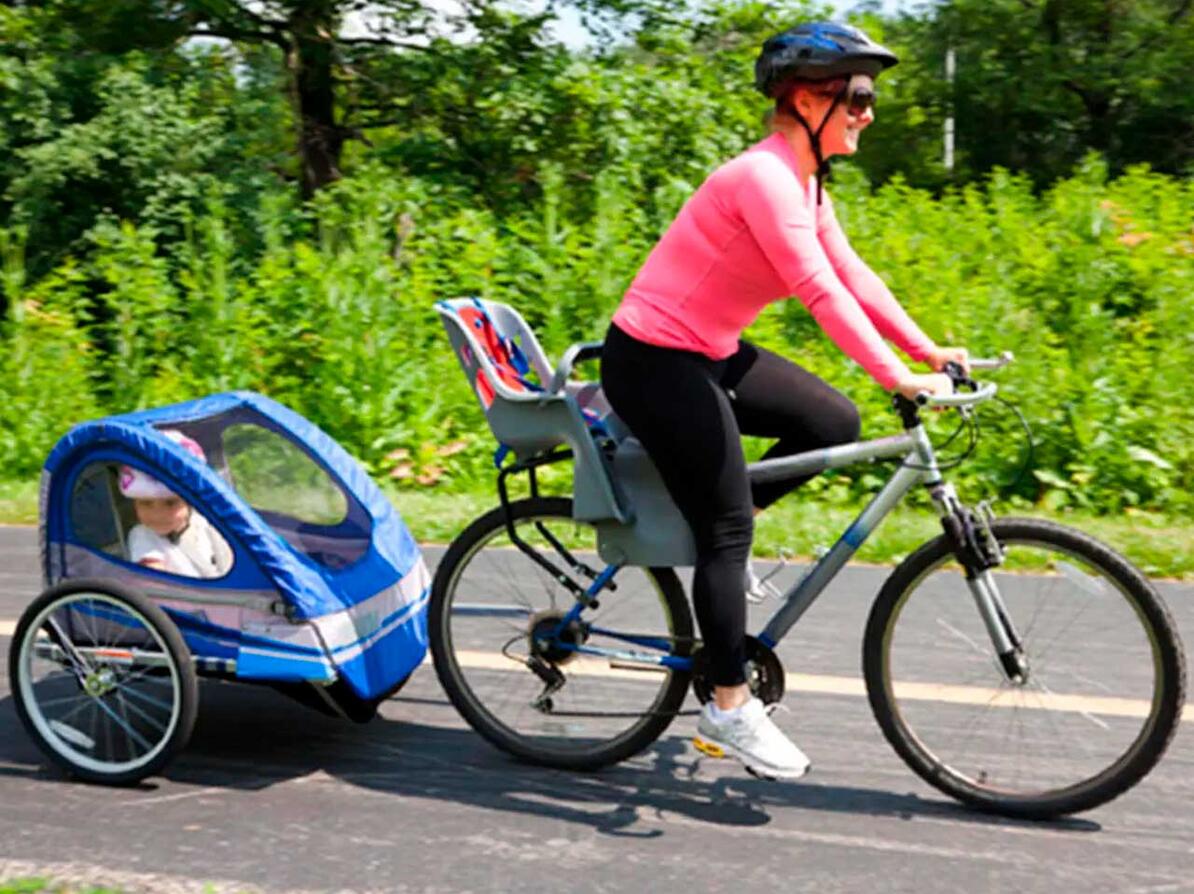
[{"xmin": 691, "ymin": 635, "xmax": 786, "ymax": 706}]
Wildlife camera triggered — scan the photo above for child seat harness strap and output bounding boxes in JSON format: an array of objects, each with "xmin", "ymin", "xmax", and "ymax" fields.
[{"xmin": 454, "ymin": 298, "xmax": 608, "ymax": 467}]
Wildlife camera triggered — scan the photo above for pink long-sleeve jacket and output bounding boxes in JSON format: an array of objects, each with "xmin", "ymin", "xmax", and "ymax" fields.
[{"xmin": 611, "ymin": 131, "xmax": 935, "ymax": 390}]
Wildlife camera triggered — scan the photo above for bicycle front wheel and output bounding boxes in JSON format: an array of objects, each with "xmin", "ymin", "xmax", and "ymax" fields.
[
  {"xmin": 863, "ymin": 518, "xmax": 1185, "ymax": 818},
  {"xmin": 429, "ymin": 497, "xmax": 694, "ymax": 770}
]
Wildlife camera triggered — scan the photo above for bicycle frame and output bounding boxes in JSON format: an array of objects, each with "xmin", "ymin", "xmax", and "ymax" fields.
[{"xmin": 541, "ymin": 417, "xmax": 960, "ymax": 672}]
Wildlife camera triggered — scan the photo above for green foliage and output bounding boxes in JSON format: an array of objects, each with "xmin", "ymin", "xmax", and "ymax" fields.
[
  {"xmin": 811, "ymin": 155, "xmax": 1194, "ymax": 513},
  {"xmin": 1, "ymin": 159, "xmax": 1191, "ymax": 517},
  {"xmin": 873, "ymin": 0, "xmax": 1194, "ymax": 188},
  {"xmin": 0, "ymin": 227, "xmax": 98, "ymax": 475},
  {"xmin": 1, "ymin": 0, "xmax": 1192, "ymax": 520}
]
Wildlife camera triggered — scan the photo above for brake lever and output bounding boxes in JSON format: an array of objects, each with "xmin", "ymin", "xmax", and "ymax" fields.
[{"xmin": 942, "ymin": 360, "xmax": 977, "ymax": 392}]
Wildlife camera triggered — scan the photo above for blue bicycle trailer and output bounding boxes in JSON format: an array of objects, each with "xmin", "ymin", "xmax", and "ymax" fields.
[{"xmin": 10, "ymin": 391, "xmax": 430, "ymax": 784}]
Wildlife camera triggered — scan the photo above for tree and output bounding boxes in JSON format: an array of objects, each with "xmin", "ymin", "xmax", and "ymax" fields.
[
  {"xmin": 873, "ymin": 0, "xmax": 1194, "ymax": 187},
  {"xmin": 31, "ymin": 0, "xmax": 689, "ymax": 199}
]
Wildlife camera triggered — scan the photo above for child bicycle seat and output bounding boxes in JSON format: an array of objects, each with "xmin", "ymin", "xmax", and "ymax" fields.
[
  {"xmin": 436, "ymin": 298, "xmax": 698, "ymax": 566},
  {"xmin": 436, "ymin": 298, "xmax": 629, "ymax": 525}
]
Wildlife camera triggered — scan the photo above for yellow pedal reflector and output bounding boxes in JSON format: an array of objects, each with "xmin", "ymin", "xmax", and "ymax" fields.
[{"xmin": 693, "ymin": 737, "xmax": 725, "ymax": 759}]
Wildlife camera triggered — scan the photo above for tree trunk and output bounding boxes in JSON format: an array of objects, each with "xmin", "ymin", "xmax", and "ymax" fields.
[{"xmin": 287, "ymin": 2, "xmax": 344, "ymax": 199}]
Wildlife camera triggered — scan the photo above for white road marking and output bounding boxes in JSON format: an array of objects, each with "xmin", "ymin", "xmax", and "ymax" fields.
[
  {"xmin": 5, "ymin": 618, "xmax": 1188, "ymax": 722},
  {"xmin": 447, "ymin": 649, "xmax": 1194, "ymax": 722}
]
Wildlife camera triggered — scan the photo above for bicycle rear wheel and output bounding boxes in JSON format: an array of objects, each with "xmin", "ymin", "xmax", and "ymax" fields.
[
  {"xmin": 863, "ymin": 518, "xmax": 1185, "ymax": 818},
  {"xmin": 429, "ymin": 497, "xmax": 694, "ymax": 770}
]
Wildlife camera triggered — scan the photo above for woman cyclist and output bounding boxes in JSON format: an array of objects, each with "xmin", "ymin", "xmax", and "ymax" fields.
[{"xmin": 599, "ymin": 22, "xmax": 969, "ymax": 780}]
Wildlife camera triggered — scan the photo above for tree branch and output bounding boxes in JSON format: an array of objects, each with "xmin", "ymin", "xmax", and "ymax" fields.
[{"xmin": 1167, "ymin": 0, "xmax": 1192, "ymax": 24}]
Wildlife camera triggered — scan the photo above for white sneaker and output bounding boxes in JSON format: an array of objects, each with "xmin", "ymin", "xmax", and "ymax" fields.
[
  {"xmin": 744, "ymin": 561, "xmax": 782, "ymax": 604},
  {"xmin": 693, "ymin": 698, "xmax": 811, "ymax": 780}
]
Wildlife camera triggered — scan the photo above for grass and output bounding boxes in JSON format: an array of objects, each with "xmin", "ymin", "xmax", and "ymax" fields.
[
  {"xmin": 385, "ymin": 487, "xmax": 1192, "ymax": 579},
  {"xmin": 0, "ymin": 479, "xmax": 38, "ymax": 525},
  {"xmin": 0, "ymin": 882, "xmax": 122, "ymax": 894},
  {"xmin": 3, "ymin": 477, "xmax": 1189, "ymax": 579}
]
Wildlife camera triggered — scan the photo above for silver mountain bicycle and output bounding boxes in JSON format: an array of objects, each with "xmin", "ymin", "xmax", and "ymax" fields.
[{"xmin": 429, "ymin": 298, "xmax": 1186, "ymax": 819}]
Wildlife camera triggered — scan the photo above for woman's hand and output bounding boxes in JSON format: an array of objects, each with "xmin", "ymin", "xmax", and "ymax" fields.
[
  {"xmin": 895, "ymin": 372, "xmax": 954, "ymax": 402},
  {"xmin": 925, "ymin": 345, "xmax": 970, "ymax": 375}
]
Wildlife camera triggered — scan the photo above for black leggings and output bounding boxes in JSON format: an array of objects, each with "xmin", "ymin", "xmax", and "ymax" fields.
[{"xmin": 600, "ymin": 323, "xmax": 861, "ymax": 686}]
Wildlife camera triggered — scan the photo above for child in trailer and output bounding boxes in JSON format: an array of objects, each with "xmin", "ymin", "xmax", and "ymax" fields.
[{"xmin": 118, "ymin": 430, "xmax": 233, "ymax": 579}]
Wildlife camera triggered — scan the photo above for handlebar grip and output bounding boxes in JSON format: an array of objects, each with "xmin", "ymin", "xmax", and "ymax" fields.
[
  {"xmin": 925, "ymin": 381, "xmax": 998, "ymax": 407},
  {"xmin": 969, "ymin": 351, "xmax": 1015, "ymax": 371}
]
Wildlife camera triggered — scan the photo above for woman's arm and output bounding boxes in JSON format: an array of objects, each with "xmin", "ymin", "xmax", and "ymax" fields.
[
  {"xmin": 734, "ymin": 158, "xmax": 912, "ymax": 390},
  {"xmin": 817, "ymin": 196, "xmax": 937, "ymax": 363}
]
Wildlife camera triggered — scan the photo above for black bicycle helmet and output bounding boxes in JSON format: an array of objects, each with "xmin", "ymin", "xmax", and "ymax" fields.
[
  {"xmin": 755, "ymin": 22, "xmax": 898, "ymax": 97},
  {"xmin": 754, "ymin": 22, "xmax": 898, "ymax": 205}
]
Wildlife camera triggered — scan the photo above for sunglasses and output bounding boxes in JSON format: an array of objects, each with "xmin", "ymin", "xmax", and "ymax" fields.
[
  {"xmin": 841, "ymin": 85, "xmax": 876, "ymax": 116},
  {"xmin": 809, "ymin": 82, "xmax": 877, "ymax": 117}
]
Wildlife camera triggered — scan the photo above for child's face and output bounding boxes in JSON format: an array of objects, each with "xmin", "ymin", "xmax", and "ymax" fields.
[{"xmin": 134, "ymin": 496, "xmax": 190, "ymax": 536}]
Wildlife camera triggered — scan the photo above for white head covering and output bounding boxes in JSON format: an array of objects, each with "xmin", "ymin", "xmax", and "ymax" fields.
[{"xmin": 118, "ymin": 430, "xmax": 206, "ymax": 500}]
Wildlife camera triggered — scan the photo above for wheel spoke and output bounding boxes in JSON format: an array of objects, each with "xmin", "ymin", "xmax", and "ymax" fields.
[
  {"xmin": 15, "ymin": 587, "xmax": 194, "ymax": 781},
  {"xmin": 116, "ymin": 688, "xmax": 170, "ymax": 738},
  {"xmin": 437, "ymin": 501, "xmax": 692, "ymax": 769},
  {"xmin": 56, "ymin": 692, "xmax": 100, "ymax": 726},
  {"xmin": 44, "ymin": 616, "xmax": 91, "ymax": 679},
  {"xmin": 118, "ymin": 681, "xmax": 176, "ymax": 717},
  {"xmin": 871, "ymin": 520, "xmax": 1183, "ymax": 818},
  {"xmin": 33, "ymin": 692, "xmax": 95, "ymax": 711},
  {"xmin": 93, "ymin": 694, "xmax": 152, "ymax": 753}
]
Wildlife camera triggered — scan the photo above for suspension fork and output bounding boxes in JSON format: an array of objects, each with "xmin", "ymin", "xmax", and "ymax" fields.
[{"xmin": 929, "ymin": 482, "xmax": 1028, "ymax": 682}]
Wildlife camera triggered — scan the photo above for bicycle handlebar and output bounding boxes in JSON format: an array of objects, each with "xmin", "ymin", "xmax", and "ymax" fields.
[
  {"xmin": 913, "ymin": 351, "xmax": 1012, "ymax": 409},
  {"xmin": 916, "ymin": 380, "xmax": 998, "ymax": 408},
  {"xmin": 969, "ymin": 351, "xmax": 1015, "ymax": 371}
]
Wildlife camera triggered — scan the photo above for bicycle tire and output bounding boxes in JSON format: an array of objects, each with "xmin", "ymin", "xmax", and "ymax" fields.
[
  {"xmin": 11, "ymin": 578, "xmax": 199, "ymax": 786},
  {"xmin": 863, "ymin": 517, "xmax": 1185, "ymax": 818},
  {"xmin": 429, "ymin": 497, "xmax": 694, "ymax": 770}
]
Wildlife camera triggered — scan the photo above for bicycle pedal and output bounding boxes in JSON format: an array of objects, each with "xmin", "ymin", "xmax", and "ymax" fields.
[
  {"xmin": 692, "ymin": 736, "xmax": 726, "ymax": 759},
  {"xmin": 758, "ymin": 552, "xmax": 790, "ymax": 587}
]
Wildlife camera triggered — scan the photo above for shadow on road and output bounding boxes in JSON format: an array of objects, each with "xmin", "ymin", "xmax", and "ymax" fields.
[{"xmin": 0, "ymin": 678, "xmax": 1102, "ymax": 837}]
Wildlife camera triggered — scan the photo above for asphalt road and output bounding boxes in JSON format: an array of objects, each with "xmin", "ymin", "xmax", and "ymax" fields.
[{"xmin": 1, "ymin": 523, "xmax": 1192, "ymax": 894}]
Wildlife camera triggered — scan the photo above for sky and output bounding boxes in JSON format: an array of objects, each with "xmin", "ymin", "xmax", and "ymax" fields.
[
  {"xmin": 543, "ymin": 0, "xmax": 914, "ymax": 48},
  {"xmin": 340, "ymin": 0, "xmax": 914, "ymax": 50}
]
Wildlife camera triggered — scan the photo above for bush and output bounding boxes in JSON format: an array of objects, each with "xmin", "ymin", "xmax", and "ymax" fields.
[{"xmin": 0, "ymin": 157, "xmax": 1190, "ymax": 514}]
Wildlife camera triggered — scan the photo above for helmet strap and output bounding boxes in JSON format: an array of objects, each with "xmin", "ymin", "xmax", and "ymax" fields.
[{"xmin": 789, "ymin": 87, "xmax": 845, "ymax": 206}]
